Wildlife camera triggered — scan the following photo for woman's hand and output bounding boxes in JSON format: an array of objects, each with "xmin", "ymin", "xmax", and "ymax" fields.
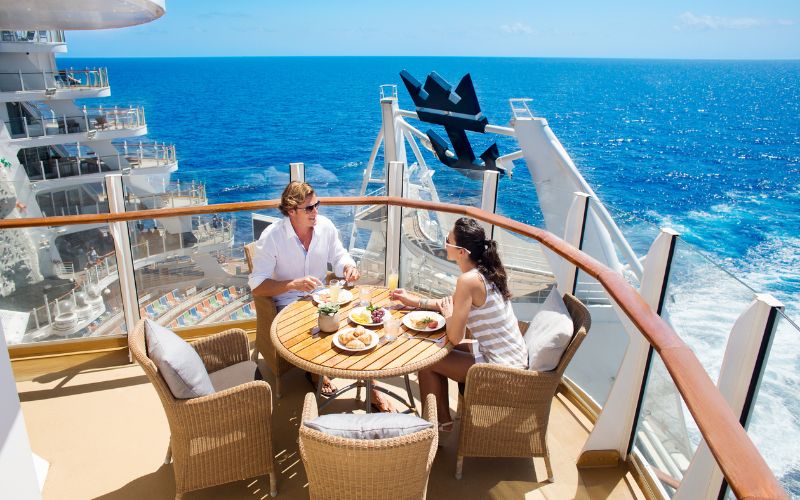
[
  {"xmin": 389, "ymin": 288, "xmax": 417, "ymax": 307},
  {"xmin": 439, "ymin": 296, "xmax": 453, "ymax": 319}
]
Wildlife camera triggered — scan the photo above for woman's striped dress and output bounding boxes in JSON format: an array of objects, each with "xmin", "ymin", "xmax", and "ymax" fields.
[{"xmin": 465, "ymin": 269, "xmax": 528, "ymax": 369}]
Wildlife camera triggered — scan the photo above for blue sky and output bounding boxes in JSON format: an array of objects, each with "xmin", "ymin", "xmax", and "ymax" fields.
[{"xmin": 61, "ymin": 0, "xmax": 800, "ymax": 59}]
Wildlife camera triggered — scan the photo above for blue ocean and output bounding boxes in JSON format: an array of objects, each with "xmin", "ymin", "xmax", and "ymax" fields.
[{"xmin": 59, "ymin": 56, "xmax": 800, "ymax": 493}]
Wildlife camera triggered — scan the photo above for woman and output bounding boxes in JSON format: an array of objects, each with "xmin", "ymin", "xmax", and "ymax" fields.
[{"xmin": 390, "ymin": 217, "xmax": 528, "ymax": 432}]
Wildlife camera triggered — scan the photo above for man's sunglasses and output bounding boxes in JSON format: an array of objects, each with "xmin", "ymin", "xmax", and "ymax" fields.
[{"xmin": 297, "ymin": 201, "xmax": 321, "ymax": 214}]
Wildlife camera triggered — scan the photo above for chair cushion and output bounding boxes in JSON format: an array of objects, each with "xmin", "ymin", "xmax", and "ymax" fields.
[
  {"xmin": 208, "ymin": 360, "xmax": 260, "ymax": 392},
  {"xmin": 304, "ymin": 412, "xmax": 433, "ymax": 440},
  {"xmin": 144, "ymin": 319, "xmax": 215, "ymax": 399},
  {"xmin": 525, "ymin": 288, "xmax": 574, "ymax": 372}
]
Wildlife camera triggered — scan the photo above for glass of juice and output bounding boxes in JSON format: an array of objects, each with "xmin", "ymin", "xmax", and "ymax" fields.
[{"xmin": 387, "ymin": 269, "xmax": 399, "ymax": 290}]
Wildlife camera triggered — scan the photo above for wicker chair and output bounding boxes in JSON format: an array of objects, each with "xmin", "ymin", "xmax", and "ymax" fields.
[
  {"xmin": 455, "ymin": 293, "xmax": 591, "ymax": 482},
  {"xmin": 299, "ymin": 393, "xmax": 439, "ymax": 499},
  {"xmin": 129, "ymin": 320, "xmax": 277, "ymax": 498},
  {"xmin": 244, "ymin": 242, "xmax": 293, "ymax": 398}
]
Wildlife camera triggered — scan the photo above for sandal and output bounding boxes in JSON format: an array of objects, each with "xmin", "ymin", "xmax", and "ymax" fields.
[
  {"xmin": 437, "ymin": 421, "xmax": 455, "ymax": 446},
  {"xmin": 305, "ymin": 372, "xmax": 338, "ymax": 398},
  {"xmin": 438, "ymin": 421, "xmax": 455, "ymax": 433}
]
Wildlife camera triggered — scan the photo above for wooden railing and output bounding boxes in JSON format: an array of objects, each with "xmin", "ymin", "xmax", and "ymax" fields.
[{"xmin": 0, "ymin": 195, "xmax": 787, "ymax": 499}]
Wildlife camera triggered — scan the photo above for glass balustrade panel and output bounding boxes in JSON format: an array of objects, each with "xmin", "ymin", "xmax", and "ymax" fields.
[
  {"xmin": 0, "ymin": 177, "xmax": 125, "ymax": 345},
  {"xmin": 664, "ymin": 238, "xmax": 756, "ymax": 383},
  {"xmin": 632, "ymin": 354, "xmax": 702, "ymax": 498},
  {"xmin": 735, "ymin": 309, "xmax": 800, "ymax": 499}
]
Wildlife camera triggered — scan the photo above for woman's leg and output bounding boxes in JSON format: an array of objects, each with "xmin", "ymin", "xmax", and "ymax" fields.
[{"xmin": 419, "ymin": 349, "xmax": 475, "ymax": 423}]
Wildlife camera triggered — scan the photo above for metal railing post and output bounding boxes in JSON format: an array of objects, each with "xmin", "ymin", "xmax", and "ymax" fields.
[
  {"xmin": 479, "ymin": 170, "xmax": 500, "ymax": 239},
  {"xmin": 578, "ymin": 228, "xmax": 678, "ymax": 467},
  {"xmin": 22, "ymin": 116, "xmax": 29, "ymax": 138},
  {"xmin": 675, "ymin": 294, "xmax": 784, "ymax": 500},
  {"xmin": 289, "ymin": 162, "xmax": 305, "ymax": 183},
  {"xmin": 18, "ymin": 69, "xmax": 24, "ymax": 91},
  {"xmin": 380, "ymin": 96, "xmax": 406, "ymax": 168},
  {"xmin": 385, "ymin": 161, "xmax": 404, "ymax": 286},
  {"xmin": 104, "ymin": 175, "xmax": 140, "ymax": 357}
]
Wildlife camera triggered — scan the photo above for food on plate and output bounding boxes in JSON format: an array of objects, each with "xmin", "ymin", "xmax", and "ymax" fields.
[
  {"xmin": 317, "ymin": 292, "xmax": 330, "ymax": 302},
  {"xmin": 337, "ymin": 327, "xmax": 373, "ymax": 350},
  {"xmin": 412, "ymin": 316, "xmax": 438, "ymax": 330},
  {"xmin": 346, "ymin": 338, "xmax": 366, "ymax": 349},
  {"xmin": 366, "ymin": 303, "xmax": 385, "ymax": 323},
  {"xmin": 370, "ymin": 308, "xmax": 385, "ymax": 323},
  {"xmin": 351, "ymin": 310, "xmax": 370, "ymax": 324}
]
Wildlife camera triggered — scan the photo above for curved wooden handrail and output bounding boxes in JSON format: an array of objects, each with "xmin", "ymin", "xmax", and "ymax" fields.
[{"xmin": 0, "ymin": 195, "xmax": 786, "ymax": 498}]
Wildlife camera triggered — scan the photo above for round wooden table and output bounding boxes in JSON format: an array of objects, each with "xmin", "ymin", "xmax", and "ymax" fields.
[{"xmin": 270, "ymin": 286, "xmax": 452, "ymax": 412}]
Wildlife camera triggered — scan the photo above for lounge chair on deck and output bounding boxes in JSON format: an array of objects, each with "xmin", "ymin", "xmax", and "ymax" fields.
[
  {"xmin": 455, "ymin": 293, "xmax": 591, "ymax": 482},
  {"xmin": 129, "ymin": 320, "xmax": 277, "ymax": 497},
  {"xmin": 299, "ymin": 393, "xmax": 438, "ymax": 499}
]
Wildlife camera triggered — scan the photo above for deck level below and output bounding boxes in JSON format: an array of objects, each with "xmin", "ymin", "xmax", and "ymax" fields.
[{"xmin": 14, "ymin": 346, "xmax": 647, "ymax": 499}]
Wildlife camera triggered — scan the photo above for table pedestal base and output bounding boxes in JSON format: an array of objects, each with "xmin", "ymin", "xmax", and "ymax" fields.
[{"xmin": 316, "ymin": 375, "xmax": 418, "ymax": 414}]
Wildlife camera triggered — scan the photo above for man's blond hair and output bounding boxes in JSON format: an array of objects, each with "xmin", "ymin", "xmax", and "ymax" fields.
[{"xmin": 279, "ymin": 181, "xmax": 315, "ymax": 216}]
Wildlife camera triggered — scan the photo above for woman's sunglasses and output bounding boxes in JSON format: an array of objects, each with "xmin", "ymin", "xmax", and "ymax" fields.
[{"xmin": 444, "ymin": 238, "xmax": 471, "ymax": 254}]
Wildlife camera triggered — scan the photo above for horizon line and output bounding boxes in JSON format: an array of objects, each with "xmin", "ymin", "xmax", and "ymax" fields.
[{"xmin": 55, "ymin": 54, "xmax": 800, "ymax": 62}]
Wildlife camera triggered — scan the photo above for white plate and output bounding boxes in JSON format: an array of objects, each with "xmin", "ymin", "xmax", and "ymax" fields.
[
  {"xmin": 348, "ymin": 306, "xmax": 389, "ymax": 326},
  {"xmin": 402, "ymin": 311, "xmax": 446, "ymax": 332},
  {"xmin": 332, "ymin": 328, "xmax": 378, "ymax": 352},
  {"xmin": 312, "ymin": 288, "xmax": 353, "ymax": 305}
]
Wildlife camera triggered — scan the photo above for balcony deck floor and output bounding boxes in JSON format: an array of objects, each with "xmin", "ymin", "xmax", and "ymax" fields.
[{"xmin": 15, "ymin": 349, "xmax": 646, "ymax": 500}]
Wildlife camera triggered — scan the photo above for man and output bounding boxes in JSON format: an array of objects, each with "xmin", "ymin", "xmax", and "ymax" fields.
[{"xmin": 248, "ymin": 181, "xmax": 393, "ymax": 411}]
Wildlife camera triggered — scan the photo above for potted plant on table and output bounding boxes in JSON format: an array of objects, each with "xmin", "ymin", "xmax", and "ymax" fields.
[{"xmin": 317, "ymin": 302, "xmax": 341, "ymax": 333}]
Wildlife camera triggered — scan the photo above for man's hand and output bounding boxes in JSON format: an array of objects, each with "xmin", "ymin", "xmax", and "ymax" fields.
[
  {"xmin": 287, "ymin": 275, "xmax": 323, "ymax": 293},
  {"xmin": 343, "ymin": 265, "xmax": 360, "ymax": 283}
]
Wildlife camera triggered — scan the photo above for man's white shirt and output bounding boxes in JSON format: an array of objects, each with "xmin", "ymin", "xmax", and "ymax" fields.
[{"xmin": 248, "ymin": 215, "xmax": 355, "ymax": 307}]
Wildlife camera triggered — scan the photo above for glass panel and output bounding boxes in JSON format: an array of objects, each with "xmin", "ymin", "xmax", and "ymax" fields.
[
  {"xmin": 127, "ymin": 197, "xmax": 387, "ymax": 329},
  {"xmin": 744, "ymin": 309, "xmax": 800, "ymax": 498},
  {"xmin": 495, "ymin": 158, "xmax": 545, "ymax": 228},
  {"xmin": 398, "ymin": 207, "xmax": 556, "ymax": 318},
  {"xmin": 0, "ymin": 177, "xmax": 123, "ymax": 345},
  {"xmin": 663, "ymin": 238, "xmax": 756, "ymax": 383},
  {"xmin": 565, "ymin": 197, "xmax": 647, "ymax": 406},
  {"xmin": 633, "ymin": 354, "xmax": 700, "ymax": 497},
  {"xmin": 398, "ymin": 205, "xmax": 456, "ymax": 298}
]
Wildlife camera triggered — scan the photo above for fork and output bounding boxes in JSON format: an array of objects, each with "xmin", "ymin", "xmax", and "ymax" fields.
[{"xmin": 413, "ymin": 336, "xmax": 445, "ymax": 343}]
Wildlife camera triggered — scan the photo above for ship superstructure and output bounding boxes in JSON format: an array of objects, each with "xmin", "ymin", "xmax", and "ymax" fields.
[{"xmin": 0, "ymin": 26, "xmax": 247, "ymax": 344}]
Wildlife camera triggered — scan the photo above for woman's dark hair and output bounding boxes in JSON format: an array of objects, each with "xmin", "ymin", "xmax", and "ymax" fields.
[{"xmin": 452, "ymin": 217, "xmax": 511, "ymax": 301}]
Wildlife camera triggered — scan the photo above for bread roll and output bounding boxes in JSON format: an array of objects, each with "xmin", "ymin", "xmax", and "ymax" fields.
[{"xmin": 346, "ymin": 338, "xmax": 366, "ymax": 349}]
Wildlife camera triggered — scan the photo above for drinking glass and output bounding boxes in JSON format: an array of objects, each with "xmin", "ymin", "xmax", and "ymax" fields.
[
  {"xmin": 387, "ymin": 269, "xmax": 399, "ymax": 308},
  {"xmin": 357, "ymin": 285, "xmax": 371, "ymax": 307},
  {"xmin": 383, "ymin": 316, "xmax": 401, "ymax": 342},
  {"xmin": 329, "ymin": 279, "xmax": 342, "ymax": 303},
  {"xmin": 387, "ymin": 269, "xmax": 399, "ymax": 290}
]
